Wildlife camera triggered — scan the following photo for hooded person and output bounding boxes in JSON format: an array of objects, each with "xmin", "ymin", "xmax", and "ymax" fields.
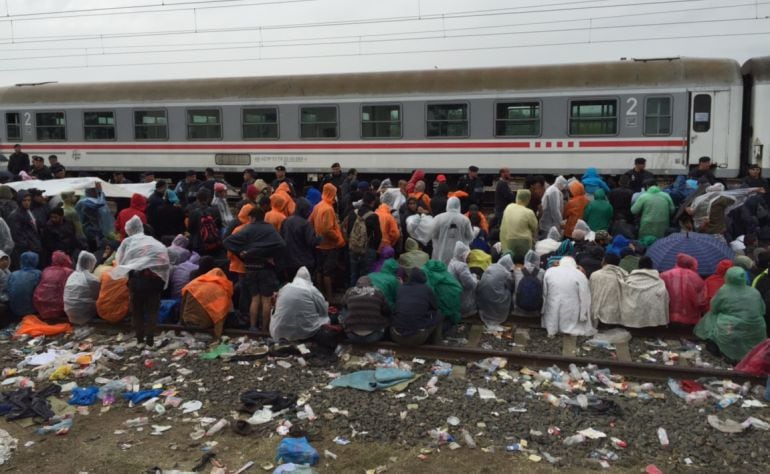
[
  {"xmin": 631, "ymin": 185, "xmax": 675, "ymax": 239},
  {"xmin": 539, "ymin": 176, "xmax": 568, "ymax": 236},
  {"xmin": 279, "ymin": 197, "xmax": 320, "ymax": 280},
  {"xmin": 265, "ymin": 193, "xmax": 289, "ymax": 232},
  {"xmin": 500, "ymin": 189, "xmax": 538, "ymax": 258},
  {"xmin": 476, "ymin": 254, "xmax": 514, "ymax": 327},
  {"xmin": 181, "ymin": 268, "xmax": 234, "ymax": 342},
  {"xmin": 112, "ymin": 215, "xmax": 171, "ymax": 346},
  {"xmin": 583, "ymin": 189, "xmax": 614, "ymax": 232},
  {"xmin": 212, "ymin": 182, "xmax": 235, "ymax": 230},
  {"xmin": 305, "ymin": 187, "xmax": 322, "ymax": 209},
  {"xmin": 581, "ymin": 167, "xmax": 610, "ymax": 196},
  {"xmin": 308, "ymin": 183, "xmax": 345, "ymax": 301},
  {"xmin": 269, "ymin": 267, "xmax": 330, "ymax": 342},
  {"xmin": 33, "ymin": 250, "xmax": 73, "ymax": 321},
  {"xmin": 430, "ymin": 197, "xmax": 473, "ymax": 265},
  {"xmin": 619, "ymin": 256, "xmax": 669, "ymax": 327},
  {"xmin": 398, "ymin": 237, "xmax": 429, "ymax": 272},
  {"xmin": 380, "ymin": 187, "xmax": 406, "ymax": 223},
  {"xmin": 340, "ymin": 275, "xmax": 391, "ymax": 343},
  {"xmin": 422, "ymin": 259, "xmax": 463, "ymax": 325},
  {"xmin": 391, "ymin": 267, "xmax": 442, "ymax": 346},
  {"xmin": 63, "ymin": 251, "xmax": 100, "ymax": 325},
  {"xmin": 375, "ymin": 200, "xmax": 400, "ymax": 251},
  {"xmin": 589, "ymin": 253, "xmax": 628, "ymax": 325},
  {"xmin": 695, "ymin": 267, "xmax": 767, "ymax": 361},
  {"xmin": 406, "ymin": 208, "xmax": 435, "ymax": 248},
  {"xmin": 660, "ymin": 253, "xmax": 707, "ymax": 325},
  {"xmin": 169, "ymin": 250, "xmax": 200, "ymax": 300},
  {"xmin": 9, "ymin": 190, "xmax": 43, "ymax": 268},
  {"xmin": 406, "ymin": 169, "xmax": 426, "ymax": 195},
  {"xmin": 447, "ymin": 242, "xmax": 478, "ymax": 319},
  {"xmin": 116, "ymin": 193, "xmax": 148, "ymax": 240},
  {"xmin": 372, "ymin": 246, "xmax": 395, "ymax": 274},
  {"xmin": 542, "ymin": 256, "xmax": 595, "ymax": 336},
  {"xmin": 0, "ymin": 185, "xmax": 18, "ymax": 222},
  {"xmin": 430, "ymin": 183, "xmax": 449, "ymax": 216},
  {"xmin": 368, "ymin": 258, "xmax": 400, "ymax": 311},
  {"xmin": 6, "ymin": 251, "xmax": 41, "ymax": 319},
  {"xmin": 273, "ymin": 182, "xmax": 296, "ymax": 217},
  {"xmin": 513, "ymin": 250, "xmax": 544, "ymax": 315},
  {"xmin": 535, "ymin": 226, "xmax": 563, "ymax": 257},
  {"xmin": 705, "ymin": 259, "xmax": 733, "ymax": 310},
  {"xmin": 564, "ymin": 181, "xmax": 590, "ymax": 238},
  {"xmin": 167, "ymin": 234, "xmax": 192, "ymax": 266}
]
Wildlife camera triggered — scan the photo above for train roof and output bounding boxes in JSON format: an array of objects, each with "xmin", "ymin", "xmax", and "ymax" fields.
[
  {"xmin": 742, "ymin": 56, "xmax": 770, "ymax": 83},
  {"xmin": 0, "ymin": 57, "xmax": 741, "ymax": 105}
]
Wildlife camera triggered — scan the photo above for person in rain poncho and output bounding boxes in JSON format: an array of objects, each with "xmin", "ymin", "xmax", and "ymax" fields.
[
  {"xmin": 399, "ymin": 237, "xmax": 429, "ymax": 273},
  {"xmin": 169, "ymin": 245, "xmax": 200, "ymax": 300},
  {"xmin": 513, "ymin": 250, "xmax": 545, "ymax": 315},
  {"xmin": 115, "ymin": 193, "xmax": 148, "ymax": 240},
  {"xmin": 690, "ymin": 184, "xmax": 760, "ymax": 236},
  {"xmin": 660, "ymin": 253, "xmax": 707, "ymax": 325},
  {"xmin": 631, "ymin": 184, "xmax": 675, "ymax": 239},
  {"xmin": 430, "ymin": 197, "xmax": 473, "ymax": 265},
  {"xmin": 581, "ymin": 167, "xmax": 610, "ymax": 196},
  {"xmin": 33, "ymin": 250, "xmax": 73, "ymax": 321},
  {"xmin": 181, "ymin": 268, "xmax": 234, "ymax": 342},
  {"xmin": 589, "ymin": 253, "xmax": 628, "ymax": 325},
  {"xmin": 752, "ymin": 251, "xmax": 770, "ymax": 337},
  {"xmin": 422, "ymin": 259, "xmax": 463, "ymax": 325},
  {"xmin": 406, "ymin": 169, "xmax": 425, "ymax": 195},
  {"xmin": 447, "ymin": 242, "xmax": 478, "ymax": 318},
  {"xmin": 273, "ymin": 182, "xmax": 296, "ymax": 217},
  {"xmin": 341, "ymin": 276, "xmax": 391, "ymax": 343},
  {"xmin": 705, "ymin": 259, "xmax": 733, "ymax": 310},
  {"xmin": 7, "ymin": 251, "xmax": 41, "ymax": 319},
  {"xmin": 270, "ymin": 267, "xmax": 330, "ymax": 342},
  {"xmin": 375, "ymin": 200, "xmax": 400, "ymax": 251},
  {"xmin": 64, "ymin": 251, "xmax": 100, "ymax": 325},
  {"xmin": 368, "ymin": 259, "xmax": 400, "ymax": 311},
  {"xmin": 265, "ymin": 192, "xmax": 289, "ymax": 232},
  {"xmin": 619, "ymin": 256, "xmax": 669, "ymax": 327},
  {"xmin": 0, "ymin": 215, "xmax": 13, "ymax": 257},
  {"xmin": 76, "ymin": 184, "xmax": 116, "ymax": 250},
  {"xmin": 564, "ymin": 181, "xmax": 590, "ymax": 238},
  {"xmin": 167, "ymin": 234, "xmax": 192, "ymax": 267},
  {"xmin": 539, "ymin": 176, "xmax": 568, "ymax": 237},
  {"xmin": 583, "ymin": 189, "xmax": 614, "ymax": 232},
  {"xmin": 500, "ymin": 189, "xmax": 538, "ymax": 258},
  {"xmin": 695, "ymin": 266, "xmax": 767, "ymax": 361},
  {"xmin": 391, "ymin": 267, "xmax": 443, "ymax": 346},
  {"xmin": 406, "ymin": 207, "xmax": 434, "ymax": 248},
  {"xmin": 542, "ymin": 256, "xmax": 595, "ymax": 336},
  {"xmin": 308, "ymin": 183, "xmax": 345, "ymax": 301},
  {"xmin": 380, "ymin": 186, "xmax": 406, "ymax": 223},
  {"xmin": 535, "ymin": 226, "xmax": 563, "ymax": 257},
  {"xmin": 476, "ymin": 254, "xmax": 514, "ymax": 327},
  {"xmin": 112, "ymin": 215, "xmax": 171, "ymax": 347}
]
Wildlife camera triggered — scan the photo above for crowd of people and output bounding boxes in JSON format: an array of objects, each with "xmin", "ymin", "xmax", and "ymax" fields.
[{"xmin": 1, "ymin": 144, "xmax": 770, "ymax": 363}]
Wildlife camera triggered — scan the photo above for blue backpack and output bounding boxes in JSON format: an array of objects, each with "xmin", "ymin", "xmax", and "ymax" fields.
[{"xmin": 516, "ymin": 267, "xmax": 543, "ymax": 312}]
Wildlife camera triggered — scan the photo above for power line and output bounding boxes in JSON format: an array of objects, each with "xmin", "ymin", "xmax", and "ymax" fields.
[
  {"xmin": 0, "ymin": 29, "xmax": 767, "ymax": 73},
  {"xmin": 0, "ymin": 12, "xmax": 765, "ymax": 63},
  {"xmin": 0, "ymin": 0, "xmax": 720, "ymax": 45}
]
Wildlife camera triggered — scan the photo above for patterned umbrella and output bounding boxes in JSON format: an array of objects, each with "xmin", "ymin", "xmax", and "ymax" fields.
[{"xmin": 646, "ymin": 232, "xmax": 735, "ymax": 277}]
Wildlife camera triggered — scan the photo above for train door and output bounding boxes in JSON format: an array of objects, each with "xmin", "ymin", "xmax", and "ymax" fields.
[{"xmin": 688, "ymin": 92, "xmax": 715, "ymax": 165}]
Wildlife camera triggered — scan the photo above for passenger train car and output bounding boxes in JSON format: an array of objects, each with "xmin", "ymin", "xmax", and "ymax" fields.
[{"xmin": 0, "ymin": 56, "xmax": 768, "ymax": 177}]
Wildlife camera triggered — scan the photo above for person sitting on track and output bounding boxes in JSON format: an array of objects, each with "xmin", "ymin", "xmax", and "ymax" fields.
[
  {"xmin": 476, "ymin": 254, "xmax": 515, "ymax": 328},
  {"xmin": 542, "ymin": 256, "xmax": 596, "ymax": 337},
  {"xmin": 430, "ymin": 197, "xmax": 473, "ymax": 265},
  {"xmin": 660, "ymin": 253, "xmax": 707, "ymax": 326},
  {"xmin": 390, "ymin": 267, "xmax": 443, "ymax": 346},
  {"xmin": 500, "ymin": 189, "xmax": 538, "ymax": 259},
  {"xmin": 181, "ymin": 267, "xmax": 234, "ymax": 344},
  {"xmin": 340, "ymin": 275, "xmax": 391, "ymax": 343},
  {"xmin": 589, "ymin": 253, "xmax": 628, "ymax": 326},
  {"xmin": 618, "ymin": 256, "xmax": 669, "ymax": 328},
  {"xmin": 447, "ymin": 242, "xmax": 478, "ymax": 319},
  {"xmin": 269, "ymin": 266, "xmax": 330, "ymax": 342}
]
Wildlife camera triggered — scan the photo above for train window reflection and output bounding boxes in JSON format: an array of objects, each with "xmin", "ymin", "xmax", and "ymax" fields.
[
  {"xmin": 84, "ymin": 111, "xmax": 116, "ymax": 140},
  {"xmin": 569, "ymin": 99, "xmax": 617, "ymax": 136},
  {"xmin": 36, "ymin": 112, "xmax": 66, "ymax": 141},
  {"xmin": 187, "ymin": 109, "xmax": 222, "ymax": 140},
  {"xmin": 645, "ymin": 97, "xmax": 672, "ymax": 136},
  {"xmin": 495, "ymin": 102, "xmax": 540, "ymax": 137},
  {"xmin": 242, "ymin": 107, "xmax": 278, "ymax": 140},
  {"xmin": 300, "ymin": 106, "xmax": 338, "ymax": 139},
  {"xmin": 427, "ymin": 103, "xmax": 468, "ymax": 138},
  {"xmin": 134, "ymin": 110, "xmax": 168, "ymax": 140},
  {"xmin": 362, "ymin": 104, "xmax": 401, "ymax": 139}
]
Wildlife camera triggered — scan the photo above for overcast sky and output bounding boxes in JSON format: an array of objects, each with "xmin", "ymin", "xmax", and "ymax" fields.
[{"xmin": 0, "ymin": 0, "xmax": 768, "ymax": 85}]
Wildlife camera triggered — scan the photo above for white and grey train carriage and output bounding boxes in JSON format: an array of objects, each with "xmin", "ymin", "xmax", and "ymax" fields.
[{"xmin": 0, "ymin": 56, "xmax": 768, "ymax": 178}]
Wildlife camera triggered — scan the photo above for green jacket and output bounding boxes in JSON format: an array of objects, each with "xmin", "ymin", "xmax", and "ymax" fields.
[
  {"xmin": 422, "ymin": 260, "xmax": 463, "ymax": 324},
  {"xmin": 630, "ymin": 186, "xmax": 675, "ymax": 239},
  {"xmin": 583, "ymin": 189, "xmax": 614, "ymax": 231}
]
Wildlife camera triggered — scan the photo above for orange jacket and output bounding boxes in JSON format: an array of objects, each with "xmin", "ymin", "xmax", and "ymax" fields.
[
  {"xmin": 465, "ymin": 210, "xmax": 489, "ymax": 233},
  {"xmin": 182, "ymin": 268, "xmax": 234, "ymax": 324},
  {"xmin": 376, "ymin": 203, "xmax": 401, "ymax": 250},
  {"xmin": 309, "ymin": 183, "xmax": 345, "ymax": 250},
  {"xmin": 274, "ymin": 182, "xmax": 296, "ymax": 217},
  {"xmin": 227, "ymin": 204, "xmax": 253, "ymax": 275},
  {"xmin": 265, "ymin": 194, "xmax": 288, "ymax": 232},
  {"xmin": 564, "ymin": 181, "xmax": 589, "ymax": 237},
  {"xmin": 409, "ymin": 192, "xmax": 431, "ymax": 213}
]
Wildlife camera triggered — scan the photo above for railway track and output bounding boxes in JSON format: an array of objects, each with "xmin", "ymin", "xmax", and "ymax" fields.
[{"xmin": 88, "ymin": 320, "xmax": 767, "ymax": 386}]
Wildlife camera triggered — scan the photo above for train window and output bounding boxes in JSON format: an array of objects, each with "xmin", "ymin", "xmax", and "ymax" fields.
[
  {"xmin": 187, "ymin": 109, "xmax": 222, "ymax": 140},
  {"xmin": 361, "ymin": 104, "xmax": 401, "ymax": 139},
  {"xmin": 36, "ymin": 112, "xmax": 66, "ymax": 141},
  {"xmin": 5, "ymin": 113, "xmax": 21, "ymax": 141},
  {"xmin": 242, "ymin": 107, "xmax": 279, "ymax": 140},
  {"xmin": 495, "ymin": 102, "xmax": 540, "ymax": 137},
  {"xmin": 134, "ymin": 110, "xmax": 168, "ymax": 140},
  {"xmin": 644, "ymin": 97, "xmax": 672, "ymax": 136},
  {"xmin": 426, "ymin": 103, "xmax": 468, "ymax": 138},
  {"xmin": 300, "ymin": 106, "xmax": 338, "ymax": 139},
  {"xmin": 569, "ymin": 99, "xmax": 617, "ymax": 136},
  {"xmin": 84, "ymin": 111, "xmax": 116, "ymax": 140},
  {"xmin": 693, "ymin": 94, "xmax": 711, "ymax": 132}
]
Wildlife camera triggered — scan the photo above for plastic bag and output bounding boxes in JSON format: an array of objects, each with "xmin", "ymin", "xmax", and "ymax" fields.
[
  {"xmin": 587, "ymin": 328, "xmax": 632, "ymax": 345},
  {"xmin": 275, "ymin": 437, "xmax": 319, "ymax": 466},
  {"xmin": 15, "ymin": 315, "xmax": 72, "ymax": 337},
  {"xmin": 736, "ymin": 339, "xmax": 770, "ymax": 376}
]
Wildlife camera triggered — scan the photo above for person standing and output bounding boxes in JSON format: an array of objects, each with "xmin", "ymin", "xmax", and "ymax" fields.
[
  {"xmin": 456, "ymin": 165, "xmax": 485, "ymax": 211},
  {"xmin": 7, "ymin": 144, "xmax": 30, "ymax": 177},
  {"xmin": 309, "ymin": 183, "xmax": 345, "ymax": 301},
  {"xmin": 272, "ymin": 165, "xmax": 295, "ymax": 195},
  {"xmin": 624, "ymin": 157, "xmax": 655, "ymax": 193},
  {"xmin": 29, "ymin": 156, "xmax": 53, "ymax": 180}
]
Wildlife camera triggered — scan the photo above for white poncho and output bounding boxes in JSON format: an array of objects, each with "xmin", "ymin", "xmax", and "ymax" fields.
[
  {"xmin": 270, "ymin": 267, "xmax": 330, "ymax": 341},
  {"xmin": 589, "ymin": 264, "xmax": 628, "ymax": 325},
  {"xmin": 542, "ymin": 257, "xmax": 595, "ymax": 336}
]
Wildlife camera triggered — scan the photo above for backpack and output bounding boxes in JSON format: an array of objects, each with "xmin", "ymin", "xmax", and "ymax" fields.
[
  {"xmin": 348, "ymin": 211, "xmax": 374, "ymax": 255},
  {"xmin": 516, "ymin": 267, "xmax": 543, "ymax": 312},
  {"xmin": 198, "ymin": 211, "xmax": 222, "ymax": 253}
]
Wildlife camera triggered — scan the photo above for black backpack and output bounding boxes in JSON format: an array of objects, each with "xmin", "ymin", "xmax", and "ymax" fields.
[{"xmin": 516, "ymin": 267, "xmax": 543, "ymax": 312}]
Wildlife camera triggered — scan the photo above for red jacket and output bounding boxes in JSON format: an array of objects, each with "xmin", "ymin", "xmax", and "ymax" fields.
[
  {"xmin": 116, "ymin": 194, "xmax": 148, "ymax": 239},
  {"xmin": 660, "ymin": 253, "xmax": 707, "ymax": 325},
  {"xmin": 704, "ymin": 259, "xmax": 733, "ymax": 311}
]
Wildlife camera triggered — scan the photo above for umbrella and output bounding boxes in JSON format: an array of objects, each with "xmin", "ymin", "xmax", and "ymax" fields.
[{"xmin": 646, "ymin": 232, "xmax": 735, "ymax": 277}]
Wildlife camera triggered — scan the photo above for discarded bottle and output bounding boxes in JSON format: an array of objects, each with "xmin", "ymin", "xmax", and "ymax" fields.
[
  {"xmin": 460, "ymin": 429, "xmax": 476, "ymax": 448},
  {"xmin": 426, "ymin": 376, "xmax": 439, "ymax": 395},
  {"xmin": 610, "ymin": 437, "xmax": 627, "ymax": 449},
  {"xmin": 576, "ymin": 394, "xmax": 588, "ymax": 409},
  {"xmin": 206, "ymin": 418, "xmax": 229, "ymax": 436},
  {"xmin": 657, "ymin": 427, "xmax": 669, "ymax": 447},
  {"xmin": 563, "ymin": 434, "xmax": 586, "ymax": 446},
  {"xmin": 568, "ymin": 363, "xmax": 581, "ymax": 380},
  {"xmin": 124, "ymin": 417, "xmax": 149, "ymax": 428},
  {"xmin": 543, "ymin": 392, "xmax": 561, "ymax": 407}
]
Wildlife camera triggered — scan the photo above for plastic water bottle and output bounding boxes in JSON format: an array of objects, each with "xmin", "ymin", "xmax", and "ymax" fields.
[
  {"xmin": 569, "ymin": 363, "xmax": 581, "ymax": 380},
  {"xmin": 576, "ymin": 394, "xmax": 588, "ymax": 409},
  {"xmin": 206, "ymin": 418, "xmax": 229, "ymax": 436},
  {"xmin": 460, "ymin": 429, "xmax": 476, "ymax": 448},
  {"xmin": 563, "ymin": 434, "xmax": 586, "ymax": 446},
  {"xmin": 657, "ymin": 427, "xmax": 669, "ymax": 447}
]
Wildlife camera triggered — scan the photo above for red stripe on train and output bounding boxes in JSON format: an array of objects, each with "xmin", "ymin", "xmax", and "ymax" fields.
[{"xmin": 1, "ymin": 139, "xmax": 686, "ymax": 151}]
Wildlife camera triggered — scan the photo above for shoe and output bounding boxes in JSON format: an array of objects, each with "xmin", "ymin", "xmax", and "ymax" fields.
[
  {"xmin": 145, "ymin": 336, "xmax": 155, "ymax": 348},
  {"xmin": 248, "ymin": 326, "xmax": 259, "ymax": 333},
  {"xmin": 136, "ymin": 335, "xmax": 144, "ymax": 345}
]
